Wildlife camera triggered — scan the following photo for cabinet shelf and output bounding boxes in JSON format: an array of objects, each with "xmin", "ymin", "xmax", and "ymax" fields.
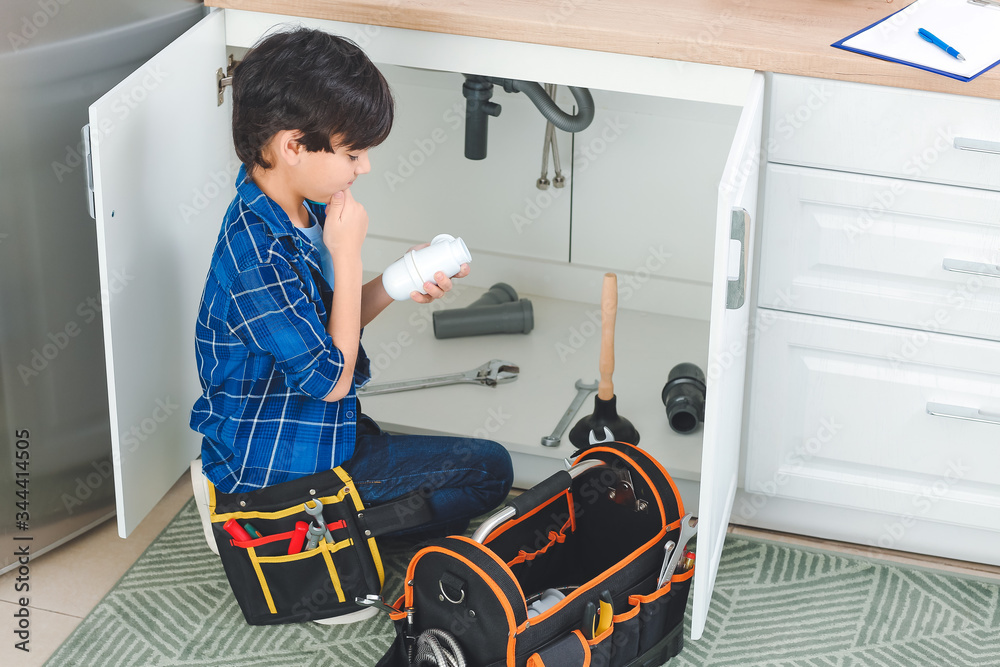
[{"xmin": 357, "ymin": 278, "xmax": 708, "ymax": 488}]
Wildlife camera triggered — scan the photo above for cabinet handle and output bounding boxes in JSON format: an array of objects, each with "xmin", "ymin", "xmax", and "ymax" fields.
[
  {"xmin": 954, "ymin": 137, "xmax": 1000, "ymax": 156},
  {"xmin": 926, "ymin": 402, "xmax": 1000, "ymax": 426},
  {"xmin": 726, "ymin": 207, "xmax": 749, "ymax": 310},
  {"xmin": 942, "ymin": 258, "xmax": 1000, "ymax": 279}
]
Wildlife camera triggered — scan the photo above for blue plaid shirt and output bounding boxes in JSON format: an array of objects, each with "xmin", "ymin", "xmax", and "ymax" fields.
[{"xmin": 191, "ymin": 165, "xmax": 370, "ymax": 493}]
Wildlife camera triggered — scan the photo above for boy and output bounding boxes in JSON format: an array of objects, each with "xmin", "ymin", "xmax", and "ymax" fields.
[{"xmin": 190, "ymin": 29, "xmax": 513, "ymax": 543}]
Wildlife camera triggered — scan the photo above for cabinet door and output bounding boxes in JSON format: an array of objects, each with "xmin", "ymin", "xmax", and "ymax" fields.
[
  {"xmin": 87, "ymin": 8, "xmax": 233, "ymax": 537},
  {"xmin": 691, "ymin": 72, "xmax": 765, "ymax": 640}
]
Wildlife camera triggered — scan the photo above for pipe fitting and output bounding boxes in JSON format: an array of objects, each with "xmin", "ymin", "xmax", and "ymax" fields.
[
  {"xmin": 432, "ymin": 283, "xmax": 534, "ymax": 339},
  {"xmin": 661, "ymin": 363, "xmax": 707, "ymax": 434}
]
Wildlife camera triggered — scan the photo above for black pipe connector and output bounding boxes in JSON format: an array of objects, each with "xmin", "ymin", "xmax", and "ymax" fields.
[
  {"xmin": 463, "ymin": 75, "xmax": 502, "ymax": 160},
  {"xmin": 661, "ymin": 363, "xmax": 707, "ymax": 434}
]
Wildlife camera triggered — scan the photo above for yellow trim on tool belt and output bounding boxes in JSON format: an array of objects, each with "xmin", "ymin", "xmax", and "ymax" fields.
[
  {"xmin": 319, "ymin": 543, "xmax": 346, "ymax": 602},
  {"xmin": 247, "ymin": 546, "xmax": 277, "ymax": 614},
  {"xmin": 254, "ymin": 538, "xmax": 354, "ymax": 563},
  {"xmin": 248, "ymin": 539, "xmax": 353, "ymax": 612},
  {"xmin": 332, "ymin": 467, "xmax": 386, "ymax": 589},
  {"xmin": 210, "ymin": 490, "xmax": 350, "ymax": 523}
]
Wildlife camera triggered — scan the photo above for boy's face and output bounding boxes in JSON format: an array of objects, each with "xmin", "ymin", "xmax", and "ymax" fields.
[{"xmin": 296, "ymin": 137, "xmax": 371, "ymax": 203}]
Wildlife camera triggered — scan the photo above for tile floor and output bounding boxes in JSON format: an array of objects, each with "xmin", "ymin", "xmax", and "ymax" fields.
[
  {"xmin": 3, "ymin": 474, "xmax": 1000, "ymax": 667},
  {"xmin": 0, "ymin": 472, "xmax": 194, "ymax": 667}
]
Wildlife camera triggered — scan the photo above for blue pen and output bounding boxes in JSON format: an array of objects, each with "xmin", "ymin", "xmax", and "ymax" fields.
[{"xmin": 917, "ymin": 28, "xmax": 966, "ymax": 61}]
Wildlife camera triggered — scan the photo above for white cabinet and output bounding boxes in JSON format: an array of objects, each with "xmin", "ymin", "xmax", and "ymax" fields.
[
  {"xmin": 746, "ymin": 74, "xmax": 1000, "ymax": 565},
  {"xmin": 767, "ymin": 74, "xmax": 1000, "ymax": 192},
  {"xmin": 759, "ymin": 164, "xmax": 1000, "ymax": 340},
  {"xmin": 746, "ymin": 311, "xmax": 1000, "ymax": 533},
  {"xmin": 87, "ymin": 7, "xmax": 765, "ymax": 640},
  {"xmin": 570, "ymin": 90, "xmax": 741, "ymax": 283}
]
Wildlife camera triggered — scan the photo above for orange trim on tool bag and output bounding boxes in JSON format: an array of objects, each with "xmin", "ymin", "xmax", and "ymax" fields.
[
  {"xmin": 388, "ymin": 594, "xmax": 407, "ymax": 621},
  {"xmin": 613, "ymin": 600, "xmax": 642, "ymax": 624},
  {"xmin": 671, "ymin": 566, "xmax": 695, "ymax": 583},
  {"xmin": 451, "ymin": 535, "xmax": 528, "ymax": 605},
  {"xmin": 628, "ymin": 580, "xmax": 674, "ymax": 608},
  {"xmin": 587, "ymin": 621, "xmax": 614, "ymax": 647},
  {"xmin": 526, "ymin": 655, "xmax": 545, "ymax": 667},
  {"xmin": 613, "ymin": 442, "xmax": 685, "ymax": 517},
  {"xmin": 506, "ymin": 517, "xmax": 572, "ymax": 568},
  {"xmin": 485, "ymin": 490, "xmax": 572, "ymax": 544},
  {"xmin": 584, "ymin": 446, "xmax": 674, "ymax": 560},
  {"xmin": 573, "ymin": 630, "xmax": 592, "ymax": 666},
  {"xmin": 521, "ymin": 446, "xmax": 677, "ymax": 630},
  {"xmin": 404, "ymin": 542, "xmax": 522, "ymax": 666}
]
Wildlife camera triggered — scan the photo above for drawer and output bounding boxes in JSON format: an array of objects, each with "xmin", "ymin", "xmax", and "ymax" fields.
[
  {"xmin": 758, "ymin": 164, "xmax": 1000, "ymax": 340},
  {"xmin": 767, "ymin": 74, "xmax": 1000, "ymax": 192},
  {"xmin": 746, "ymin": 311, "xmax": 1000, "ymax": 533}
]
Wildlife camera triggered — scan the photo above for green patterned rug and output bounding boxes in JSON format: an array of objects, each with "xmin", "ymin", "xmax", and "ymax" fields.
[{"xmin": 46, "ymin": 499, "xmax": 1000, "ymax": 666}]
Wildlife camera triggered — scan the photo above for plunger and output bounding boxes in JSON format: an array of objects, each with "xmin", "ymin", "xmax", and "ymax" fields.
[{"xmin": 568, "ymin": 273, "xmax": 640, "ymax": 448}]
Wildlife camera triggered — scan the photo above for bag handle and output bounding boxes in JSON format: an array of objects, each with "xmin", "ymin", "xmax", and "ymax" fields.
[{"xmin": 471, "ymin": 459, "xmax": 606, "ymax": 543}]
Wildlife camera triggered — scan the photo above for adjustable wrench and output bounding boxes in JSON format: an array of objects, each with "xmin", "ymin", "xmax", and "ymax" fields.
[
  {"xmin": 357, "ymin": 359, "xmax": 519, "ymax": 396},
  {"xmin": 541, "ymin": 379, "xmax": 599, "ymax": 447},
  {"xmin": 661, "ymin": 514, "xmax": 698, "ymax": 586},
  {"xmin": 304, "ymin": 499, "xmax": 333, "ymax": 545}
]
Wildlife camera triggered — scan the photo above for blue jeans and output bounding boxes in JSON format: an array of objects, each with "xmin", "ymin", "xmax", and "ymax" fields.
[{"xmin": 342, "ymin": 415, "xmax": 513, "ymax": 538}]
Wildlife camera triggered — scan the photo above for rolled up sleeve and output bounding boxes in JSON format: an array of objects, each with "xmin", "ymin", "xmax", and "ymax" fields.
[{"xmin": 227, "ymin": 262, "xmax": 344, "ymax": 399}]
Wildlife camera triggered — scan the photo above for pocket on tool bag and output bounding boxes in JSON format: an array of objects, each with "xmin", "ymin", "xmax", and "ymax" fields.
[
  {"xmin": 246, "ymin": 537, "xmax": 353, "ymax": 616},
  {"xmin": 527, "ymin": 630, "xmax": 591, "ymax": 667},
  {"xmin": 586, "ymin": 624, "xmax": 615, "ymax": 667},
  {"xmin": 211, "ymin": 503, "xmax": 375, "ymax": 623},
  {"xmin": 619, "ymin": 568, "xmax": 693, "ymax": 658}
]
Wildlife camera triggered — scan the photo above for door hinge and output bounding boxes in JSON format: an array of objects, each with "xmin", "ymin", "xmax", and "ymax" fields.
[
  {"xmin": 217, "ymin": 54, "xmax": 241, "ymax": 106},
  {"xmin": 82, "ymin": 124, "xmax": 95, "ymax": 220}
]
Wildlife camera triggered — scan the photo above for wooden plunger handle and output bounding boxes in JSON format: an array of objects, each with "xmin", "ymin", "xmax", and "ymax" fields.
[{"xmin": 598, "ymin": 273, "xmax": 617, "ymax": 401}]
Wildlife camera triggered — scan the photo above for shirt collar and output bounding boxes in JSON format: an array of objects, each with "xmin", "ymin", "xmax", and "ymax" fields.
[{"xmin": 235, "ymin": 163, "xmax": 299, "ymax": 240}]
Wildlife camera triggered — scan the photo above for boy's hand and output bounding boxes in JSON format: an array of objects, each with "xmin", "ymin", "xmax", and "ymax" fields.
[
  {"xmin": 323, "ymin": 189, "xmax": 368, "ymax": 257},
  {"xmin": 407, "ymin": 242, "xmax": 470, "ymax": 303}
]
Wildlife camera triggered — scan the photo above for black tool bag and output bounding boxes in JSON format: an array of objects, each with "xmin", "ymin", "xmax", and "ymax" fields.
[
  {"xmin": 376, "ymin": 442, "xmax": 694, "ymax": 667},
  {"xmin": 210, "ymin": 466, "xmax": 433, "ymax": 625}
]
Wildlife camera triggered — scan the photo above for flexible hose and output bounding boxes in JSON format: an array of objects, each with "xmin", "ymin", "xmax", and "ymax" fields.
[
  {"xmin": 491, "ymin": 77, "xmax": 595, "ymax": 133},
  {"xmin": 413, "ymin": 628, "xmax": 467, "ymax": 667}
]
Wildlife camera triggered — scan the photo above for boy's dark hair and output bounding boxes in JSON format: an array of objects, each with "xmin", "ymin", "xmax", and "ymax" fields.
[{"xmin": 232, "ymin": 28, "xmax": 394, "ymax": 173}]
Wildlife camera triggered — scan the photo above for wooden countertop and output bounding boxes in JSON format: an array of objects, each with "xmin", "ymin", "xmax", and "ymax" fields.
[{"xmin": 207, "ymin": 0, "xmax": 1000, "ymax": 100}]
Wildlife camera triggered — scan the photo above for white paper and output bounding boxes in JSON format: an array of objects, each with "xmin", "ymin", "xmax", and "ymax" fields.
[{"xmin": 842, "ymin": 0, "xmax": 1000, "ymax": 79}]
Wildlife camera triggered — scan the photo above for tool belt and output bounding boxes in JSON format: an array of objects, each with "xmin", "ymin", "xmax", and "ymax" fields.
[
  {"xmin": 376, "ymin": 442, "xmax": 694, "ymax": 667},
  {"xmin": 209, "ymin": 466, "xmax": 433, "ymax": 625}
]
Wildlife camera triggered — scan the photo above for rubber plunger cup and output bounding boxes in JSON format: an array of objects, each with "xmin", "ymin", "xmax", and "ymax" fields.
[{"xmin": 568, "ymin": 274, "xmax": 640, "ymax": 447}]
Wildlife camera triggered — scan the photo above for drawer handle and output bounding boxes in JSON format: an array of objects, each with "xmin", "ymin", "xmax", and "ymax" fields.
[
  {"xmin": 926, "ymin": 402, "xmax": 1000, "ymax": 426},
  {"xmin": 942, "ymin": 258, "xmax": 1000, "ymax": 279},
  {"xmin": 954, "ymin": 137, "xmax": 1000, "ymax": 156}
]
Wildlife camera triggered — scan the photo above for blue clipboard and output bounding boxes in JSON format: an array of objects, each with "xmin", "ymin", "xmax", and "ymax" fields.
[{"xmin": 832, "ymin": 0, "xmax": 1000, "ymax": 82}]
